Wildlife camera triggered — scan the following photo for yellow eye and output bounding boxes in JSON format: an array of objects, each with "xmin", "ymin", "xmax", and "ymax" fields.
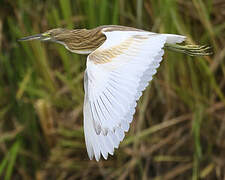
[{"xmin": 42, "ymin": 32, "xmax": 51, "ymax": 37}]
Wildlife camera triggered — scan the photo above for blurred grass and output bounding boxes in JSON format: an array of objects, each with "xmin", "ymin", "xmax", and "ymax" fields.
[{"xmin": 0, "ymin": 0, "xmax": 225, "ymax": 179}]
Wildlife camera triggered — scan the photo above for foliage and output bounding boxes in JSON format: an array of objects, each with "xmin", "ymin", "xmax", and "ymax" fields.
[{"xmin": 0, "ymin": 0, "xmax": 224, "ymax": 179}]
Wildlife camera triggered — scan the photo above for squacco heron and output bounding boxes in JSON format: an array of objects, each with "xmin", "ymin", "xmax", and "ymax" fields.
[{"xmin": 19, "ymin": 25, "xmax": 212, "ymax": 161}]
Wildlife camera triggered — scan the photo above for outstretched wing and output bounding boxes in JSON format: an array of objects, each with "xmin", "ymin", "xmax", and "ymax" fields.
[{"xmin": 83, "ymin": 29, "xmax": 185, "ymax": 161}]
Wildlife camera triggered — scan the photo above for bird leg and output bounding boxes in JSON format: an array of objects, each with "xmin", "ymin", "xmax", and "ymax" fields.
[{"xmin": 164, "ymin": 43, "xmax": 213, "ymax": 56}]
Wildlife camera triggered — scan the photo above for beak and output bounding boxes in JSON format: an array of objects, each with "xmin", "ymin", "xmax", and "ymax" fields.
[{"xmin": 18, "ymin": 33, "xmax": 51, "ymax": 42}]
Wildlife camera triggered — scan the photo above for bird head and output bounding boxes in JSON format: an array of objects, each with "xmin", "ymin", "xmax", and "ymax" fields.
[
  {"xmin": 18, "ymin": 28, "xmax": 71, "ymax": 44},
  {"xmin": 19, "ymin": 28, "xmax": 106, "ymax": 54}
]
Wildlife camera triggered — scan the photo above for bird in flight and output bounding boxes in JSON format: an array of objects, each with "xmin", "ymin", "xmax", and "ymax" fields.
[{"xmin": 19, "ymin": 25, "xmax": 212, "ymax": 161}]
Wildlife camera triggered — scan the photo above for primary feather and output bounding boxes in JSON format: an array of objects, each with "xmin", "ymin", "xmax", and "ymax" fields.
[
  {"xmin": 19, "ymin": 25, "xmax": 188, "ymax": 161},
  {"xmin": 83, "ymin": 28, "xmax": 185, "ymax": 161}
]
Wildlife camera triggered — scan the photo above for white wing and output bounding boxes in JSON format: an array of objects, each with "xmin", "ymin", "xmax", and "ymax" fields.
[{"xmin": 83, "ymin": 30, "xmax": 186, "ymax": 161}]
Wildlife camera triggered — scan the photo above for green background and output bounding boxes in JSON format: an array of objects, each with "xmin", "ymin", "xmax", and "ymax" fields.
[{"xmin": 0, "ymin": 0, "xmax": 224, "ymax": 179}]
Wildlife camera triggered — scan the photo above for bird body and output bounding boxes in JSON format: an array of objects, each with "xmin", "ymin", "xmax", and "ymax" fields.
[{"xmin": 19, "ymin": 25, "xmax": 211, "ymax": 161}]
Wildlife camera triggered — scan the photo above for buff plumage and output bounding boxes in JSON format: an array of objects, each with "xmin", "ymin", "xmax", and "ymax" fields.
[{"xmin": 19, "ymin": 25, "xmax": 212, "ymax": 161}]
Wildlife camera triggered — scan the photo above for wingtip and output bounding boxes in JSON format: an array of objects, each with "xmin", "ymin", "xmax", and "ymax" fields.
[{"xmin": 95, "ymin": 154, "xmax": 101, "ymax": 162}]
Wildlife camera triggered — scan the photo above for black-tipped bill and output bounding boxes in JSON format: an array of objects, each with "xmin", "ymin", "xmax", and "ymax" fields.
[
  {"xmin": 18, "ymin": 34, "xmax": 43, "ymax": 41},
  {"xmin": 18, "ymin": 33, "xmax": 51, "ymax": 42}
]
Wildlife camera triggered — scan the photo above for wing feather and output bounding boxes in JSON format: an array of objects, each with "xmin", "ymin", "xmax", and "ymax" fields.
[{"xmin": 83, "ymin": 30, "xmax": 185, "ymax": 160}]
